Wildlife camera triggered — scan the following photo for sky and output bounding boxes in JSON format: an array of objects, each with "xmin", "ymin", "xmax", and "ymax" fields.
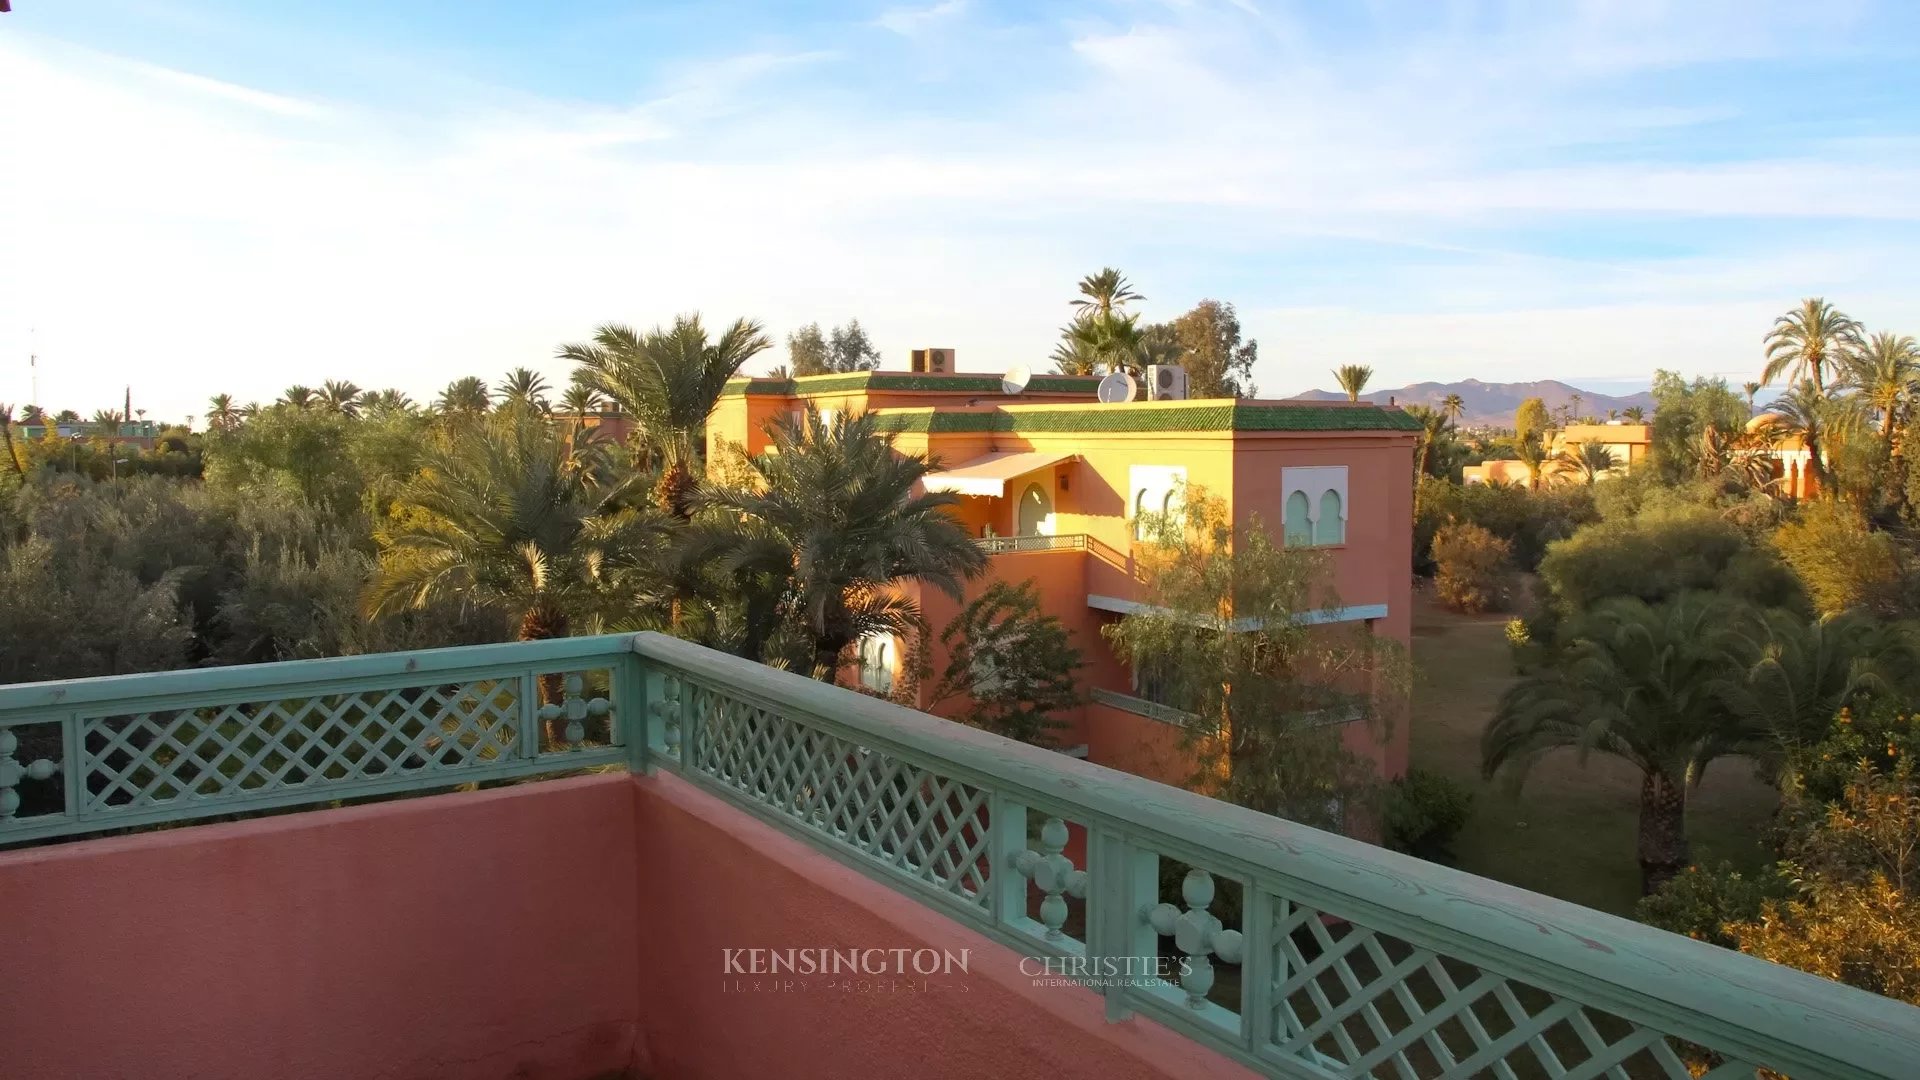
[{"xmin": 4, "ymin": 0, "xmax": 1920, "ymax": 425}]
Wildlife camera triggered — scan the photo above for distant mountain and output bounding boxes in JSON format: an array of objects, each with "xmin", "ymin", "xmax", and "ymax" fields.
[{"xmin": 1294, "ymin": 378, "xmax": 1657, "ymax": 428}]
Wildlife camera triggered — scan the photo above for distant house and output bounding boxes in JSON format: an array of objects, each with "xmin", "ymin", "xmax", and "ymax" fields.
[
  {"xmin": 1462, "ymin": 420, "xmax": 1650, "ymax": 486},
  {"xmin": 18, "ymin": 420, "xmax": 161, "ymax": 451}
]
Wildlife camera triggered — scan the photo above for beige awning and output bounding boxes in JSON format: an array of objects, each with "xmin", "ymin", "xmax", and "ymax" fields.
[{"xmin": 922, "ymin": 450, "xmax": 1076, "ymax": 497}]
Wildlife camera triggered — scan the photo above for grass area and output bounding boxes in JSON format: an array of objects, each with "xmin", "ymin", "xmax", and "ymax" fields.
[{"xmin": 1409, "ymin": 585, "xmax": 1780, "ymax": 916}]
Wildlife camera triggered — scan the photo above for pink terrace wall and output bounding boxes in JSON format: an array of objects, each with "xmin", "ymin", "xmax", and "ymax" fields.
[
  {"xmin": 0, "ymin": 772, "xmax": 1254, "ymax": 1080},
  {"xmin": 631, "ymin": 770, "xmax": 1255, "ymax": 1080},
  {"xmin": 0, "ymin": 775, "xmax": 643, "ymax": 1080}
]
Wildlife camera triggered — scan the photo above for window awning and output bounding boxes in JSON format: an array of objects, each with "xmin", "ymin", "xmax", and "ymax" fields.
[{"xmin": 922, "ymin": 450, "xmax": 1076, "ymax": 497}]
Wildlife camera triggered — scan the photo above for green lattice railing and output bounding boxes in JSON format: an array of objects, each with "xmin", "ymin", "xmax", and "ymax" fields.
[
  {"xmin": 4, "ymin": 633, "xmax": 1918, "ymax": 1078},
  {"xmin": 0, "ymin": 636, "xmax": 638, "ymax": 845}
]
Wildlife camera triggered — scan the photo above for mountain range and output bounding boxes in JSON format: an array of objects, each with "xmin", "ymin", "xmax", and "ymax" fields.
[{"xmin": 1293, "ymin": 379, "xmax": 1657, "ymax": 428}]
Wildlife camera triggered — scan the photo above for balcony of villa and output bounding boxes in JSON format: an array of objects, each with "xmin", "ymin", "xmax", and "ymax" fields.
[{"xmin": 2, "ymin": 634, "xmax": 1916, "ymax": 1080}]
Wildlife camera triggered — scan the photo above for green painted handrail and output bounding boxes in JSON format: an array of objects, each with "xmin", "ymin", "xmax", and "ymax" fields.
[
  {"xmin": 6, "ymin": 631, "xmax": 1918, "ymax": 1078},
  {"xmin": 630, "ymin": 630, "xmax": 1920, "ymax": 1080},
  {"xmin": 0, "ymin": 636, "xmax": 639, "ymax": 845}
]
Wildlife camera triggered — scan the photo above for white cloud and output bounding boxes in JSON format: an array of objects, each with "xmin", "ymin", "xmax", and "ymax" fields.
[
  {"xmin": 874, "ymin": 0, "xmax": 968, "ymax": 37},
  {"xmin": 0, "ymin": 4, "xmax": 1917, "ymax": 422}
]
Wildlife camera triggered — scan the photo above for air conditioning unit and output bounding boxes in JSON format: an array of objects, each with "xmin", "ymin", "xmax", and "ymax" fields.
[
  {"xmin": 910, "ymin": 348, "xmax": 954, "ymax": 374},
  {"xmin": 1147, "ymin": 364, "xmax": 1189, "ymax": 401}
]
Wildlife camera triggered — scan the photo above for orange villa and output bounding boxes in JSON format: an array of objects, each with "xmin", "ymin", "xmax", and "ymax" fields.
[{"xmin": 705, "ymin": 363, "xmax": 1422, "ymax": 792}]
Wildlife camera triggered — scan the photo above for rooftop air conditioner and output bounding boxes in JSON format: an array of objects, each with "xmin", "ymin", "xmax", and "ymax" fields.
[
  {"xmin": 1147, "ymin": 364, "xmax": 1189, "ymax": 401},
  {"xmin": 910, "ymin": 348, "xmax": 954, "ymax": 373}
]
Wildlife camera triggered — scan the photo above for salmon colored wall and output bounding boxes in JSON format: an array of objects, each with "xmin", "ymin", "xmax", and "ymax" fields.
[
  {"xmin": 631, "ymin": 771, "xmax": 1257, "ymax": 1080},
  {"xmin": 1082, "ymin": 702, "xmax": 1195, "ymax": 788},
  {"xmin": 0, "ymin": 776, "xmax": 643, "ymax": 1080}
]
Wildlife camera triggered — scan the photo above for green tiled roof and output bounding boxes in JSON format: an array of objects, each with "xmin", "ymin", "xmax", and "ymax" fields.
[
  {"xmin": 720, "ymin": 372, "xmax": 1103, "ymax": 398},
  {"xmin": 871, "ymin": 403, "xmax": 1421, "ymax": 434}
]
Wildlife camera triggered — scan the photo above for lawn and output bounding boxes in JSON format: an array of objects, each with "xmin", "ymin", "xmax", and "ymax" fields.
[{"xmin": 1409, "ymin": 586, "xmax": 1780, "ymax": 916}]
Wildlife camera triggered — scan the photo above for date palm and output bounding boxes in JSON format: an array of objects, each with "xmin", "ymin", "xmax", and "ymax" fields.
[
  {"xmin": 559, "ymin": 384, "xmax": 603, "ymax": 417},
  {"xmin": 279, "ymin": 385, "xmax": 317, "ymax": 410},
  {"xmin": 0, "ymin": 404, "xmax": 23, "ymax": 477},
  {"xmin": 1485, "ymin": 595, "xmax": 1759, "ymax": 893},
  {"xmin": 358, "ymin": 389, "xmax": 416, "ymax": 417},
  {"xmin": 435, "ymin": 376, "xmax": 492, "ymax": 415},
  {"xmin": 496, "ymin": 367, "xmax": 552, "ymax": 413},
  {"xmin": 1556, "ymin": 441, "xmax": 1619, "ymax": 485},
  {"xmin": 366, "ymin": 411, "xmax": 673, "ymax": 726},
  {"xmin": 1332, "ymin": 364, "xmax": 1373, "ymax": 402},
  {"xmin": 560, "ymin": 313, "xmax": 771, "ymax": 517},
  {"xmin": 1441, "ymin": 393, "xmax": 1464, "ymax": 421},
  {"xmin": 1839, "ymin": 331, "xmax": 1920, "ymax": 439},
  {"xmin": 691, "ymin": 408, "xmax": 985, "ymax": 678},
  {"xmin": 1719, "ymin": 609, "xmax": 1909, "ymax": 766},
  {"xmin": 1768, "ymin": 379, "xmax": 1860, "ymax": 494},
  {"xmin": 91, "ymin": 409, "xmax": 123, "ymax": 435},
  {"xmin": 319, "ymin": 380, "xmax": 362, "ymax": 417},
  {"xmin": 1516, "ymin": 435, "xmax": 1549, "ymax": 491},
  {"xmin": 1762, "ymin": 298, "xmax": 1863, "ymax": 393},
  {"xmin": 1742, "ymin": 381, "xmax": 1762, "ymax": 413},
  {"xmin": 1622, "ymin": 406, "xmax": 1645, "ymax": 422},
  {"xmin": 1069, "ymin": 267, "xmax": 1143, "ymax": 318},
  {"xmin": 205, "ymin": 394, "xmax": 241, "ymax": 432}
]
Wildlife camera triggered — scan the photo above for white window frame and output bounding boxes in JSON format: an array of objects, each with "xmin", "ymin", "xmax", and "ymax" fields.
[
  {"xmin": 858, "ymin": 634, "xmax": 894, "ymax": 694},
  {"xmin": 1129, "ymin": 465, "xmax": 1187, "ymax": 541},
  {"xmin": 1282, "ymin": 466, "xmax": 1348, "ymax": 547}
]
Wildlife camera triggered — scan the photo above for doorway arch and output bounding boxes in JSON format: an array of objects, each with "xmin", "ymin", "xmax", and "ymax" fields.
[{"xmin": 1016, "ymin": 482, "xmax": 1054, "ymax": 536}]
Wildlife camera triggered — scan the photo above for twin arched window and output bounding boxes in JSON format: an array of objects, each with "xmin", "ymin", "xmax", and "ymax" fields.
[
  {"xmin": 858, "ymin": 635, "xmax": 894, "ymax": 694},
  {"xmin": 1282, "ymin": 466, "xmax": 1348, "ymax": 547}
]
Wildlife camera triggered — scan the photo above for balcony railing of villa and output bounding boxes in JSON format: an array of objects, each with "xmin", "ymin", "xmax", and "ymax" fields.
[
  {"xmin": 975, "ymin": 532, "xmax": 1089, "ymax": 555},
  {"xmin": 3, "ymin": 633, "xmax": 1918, "ymax": 1079}
]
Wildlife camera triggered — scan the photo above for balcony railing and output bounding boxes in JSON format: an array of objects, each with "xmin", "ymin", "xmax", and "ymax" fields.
[
  {"xmin": 975, "ymin": 532, "xmax": 1087, "ymax": 555},
  {"xmin": 5, "ymin": 633, "xmax": 1919, "ymax": 1079}
]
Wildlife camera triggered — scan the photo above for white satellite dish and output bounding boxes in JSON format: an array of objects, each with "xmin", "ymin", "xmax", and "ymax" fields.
[
  {"xmin": 1001, "ymin": 364, "xmax": 1032, "ymax": 395},
  {"xmin": 1096, "ymin": 371, "xmax": 1138, "ymax": 404}
]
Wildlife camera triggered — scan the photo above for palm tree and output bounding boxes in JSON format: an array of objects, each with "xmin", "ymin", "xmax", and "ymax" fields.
[
  {"xmin": 1762, "ymin": 298, "xmax": 1864, "ymax": 393},
  {"xmin": 1441, "ymin": 393, "xmax": 1464, "ymax": 422},
  {"xmin": 1768, "ymin": 379, "xmax": 1857, "ymax": 494},
  {"xmin": 91, "ymin": 409, "xmax": 123, "ymax": 435},
  {"xmin": 692, "ymin": 408, "xmax": 986, "ymax": 678},
  {"xmin": 559, "ymin": 384, "xmax": 604, "ymax": 417},
  {"xmin": 358, "ymin": 389, "xmax": 416, "ymax": 417},
  {"xmin": 1720, "ymin": 609, "xmax": 1909, "ymax": 764},
  {"xmin": 1057, "ymin": 312, "xmax": 1144, "ymax": 377},
  {"xmin": 1070, "ymin": 268, "xmax": 1143, "ymax": 318},
  {"xmin": 1485, "ymin": 595, "xmax": 1759, "ymax": 893},
  {"xmin": 1515, "ymin": 435, "xmax": 1549, "ymax": 491},
  {"xmin": 1332, "ymin": 365, "xmax": 1373, "ymax": 402},
  {"xmin": 278, "ymin": 386, "xmax": 316, "ymax": 410},
  {"xmin": 0, "ymin": 404, "xmax": 23, "ymax": 477},
  {"xmin": 1742, "ymin": 381, "xmax": 1762, "ymax": 413},
  {"xmin": 1406, "ymin": 406, "xmax": 1450, "ymax": 514},
  {"xmin": 496, "ymin": 367, "xmax": 552, "ymax": 413},
  {"xmin": 205, "ymin": 394, "xmax": 241, "ymax": 433},
  {"xmin": 1556, "ymin": 441, "xmax": 1619, "ymax": 485},
  {"xmin": 1622, "ymin": 406, "xmax": 1645, "ymax": 422},
  {"xmin": 560, "ymin": 313, "xmax": 771, "ymax": 517},
  {"xmin": 435, "ymin": 376, "xmax": 492, "ymax": 415},
  {"xmin": 319, "ymin": 380, "xmax": 362, "ymax": 417},
  {"xmin": 366, "ymin": 411, "xmax": 673, "ymax": 729},
  {"xmin": 1839, "ymin": 331, "xmax": 1920, "ymax": 439}
]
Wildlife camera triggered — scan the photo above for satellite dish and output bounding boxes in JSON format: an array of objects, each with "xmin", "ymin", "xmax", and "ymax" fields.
[
  {"xmin": 1096, "ymin": 371, "xmax": 1138, "ymax": 404},
  {"xmin": 1001, "ymin": 364, "xmax": 1032, "ymax": 395}
]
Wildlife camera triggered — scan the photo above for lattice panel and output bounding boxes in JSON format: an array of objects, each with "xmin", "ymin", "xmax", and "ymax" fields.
[
  {"xmin": 1261, "ymin": 894, "xmax": 1760, "ymax": 1080},
  {"xmin": 682, "ymin": 679, "xmax": 991, "ymax": 907},
  {"xmin": 79, "ymin": 678, "xmax": 526, "ymax": 812}
]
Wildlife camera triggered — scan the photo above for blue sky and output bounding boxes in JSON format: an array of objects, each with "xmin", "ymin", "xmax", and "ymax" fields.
[{"xmin": 4, "ymin": 1, "xmax": 1920, "ymax": 422}]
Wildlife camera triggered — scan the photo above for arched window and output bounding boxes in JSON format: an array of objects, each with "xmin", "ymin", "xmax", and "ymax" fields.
[
  {"xmin": 858, "ymin": 635, "xmax": 894, "ymax": 694},
  {"xmin": 1285, "ymin": 490, "xmax": 1312, "ymax": 545},
  {"xmin": 1133, "ymin": 489, "xmax": 1150, "ymax": 540},
  {"xmin": 1315, "ymin": 490, "xmax": 1345, "ymax": 545}
]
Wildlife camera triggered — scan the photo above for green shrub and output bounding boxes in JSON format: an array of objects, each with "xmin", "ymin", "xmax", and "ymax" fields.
[
  {"xmin": 1635, "ymin": 861, "xmax": 1786, "ymax": 948},
  {"xmin": 1431, "ymin": 522, "xmax": 1513, "ymax": 613},
  {"xmin": 1384, "ymin": 769, "xmax": 1475, "ymax": 862}
]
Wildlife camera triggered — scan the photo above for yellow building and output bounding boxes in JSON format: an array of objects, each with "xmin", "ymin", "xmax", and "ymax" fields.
[{"xmin": 1461, "ymin": 421, "xmax": 1650, "ymax": 486}]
